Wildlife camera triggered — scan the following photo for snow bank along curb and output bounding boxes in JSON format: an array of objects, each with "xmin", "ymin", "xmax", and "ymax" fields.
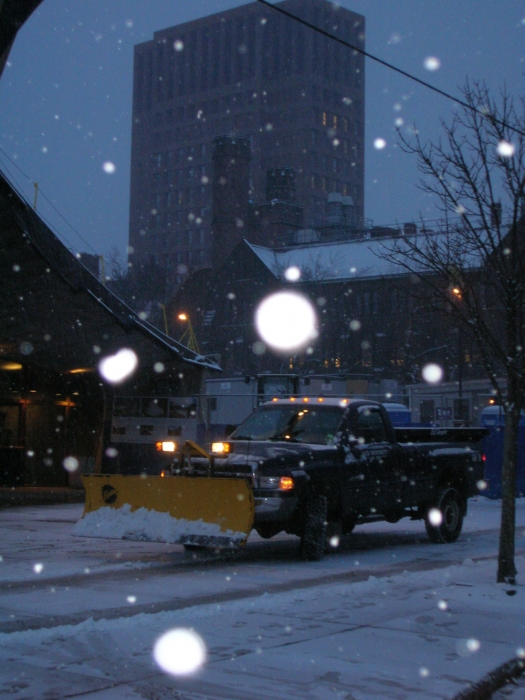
[{"xmin": 452, "ymin": 657, "xmax": 525, "ymax": 700}]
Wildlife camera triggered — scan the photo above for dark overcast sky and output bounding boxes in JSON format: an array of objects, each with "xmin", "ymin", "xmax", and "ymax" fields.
[{"xmin": 0, "ymin": 0, "xmax": 523, "ymax": 261}]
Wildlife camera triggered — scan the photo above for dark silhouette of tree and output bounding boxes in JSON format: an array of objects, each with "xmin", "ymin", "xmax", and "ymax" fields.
[
  {"xmin": 106, "ymin": 248, "xmax": 167, "ymax": 330},
  {"xmin": 382, "ymin": 81, "xmax": 525, "ymax": 584}
]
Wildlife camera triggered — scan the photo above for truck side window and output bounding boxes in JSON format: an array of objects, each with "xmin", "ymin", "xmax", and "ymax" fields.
[{"xmin": 356, "ymin": 407, "xmax": 388, "ymax": 444}]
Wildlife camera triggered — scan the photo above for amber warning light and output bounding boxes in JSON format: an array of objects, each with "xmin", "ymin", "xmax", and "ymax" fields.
[{"xmin": 156, "ymin": 441, "xmax": 177, "ymax": 452}]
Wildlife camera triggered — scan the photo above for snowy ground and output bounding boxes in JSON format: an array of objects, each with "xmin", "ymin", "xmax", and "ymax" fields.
[{"xmin": 0, "ymin": 497, "xmax": 524, "ymax": 699}]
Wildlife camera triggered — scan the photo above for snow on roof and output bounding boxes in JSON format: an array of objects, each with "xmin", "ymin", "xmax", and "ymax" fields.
[
  {"xmin": 246, "ymin": 237, "xmax": 408, "ymax": 282},
  {"xmin": 247, "ymin": 231, "xmax": 483, "ymax": 283}
]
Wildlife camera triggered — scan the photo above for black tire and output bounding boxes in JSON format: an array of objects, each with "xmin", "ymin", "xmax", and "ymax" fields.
[
  {"xmin": 425, "ymin": 487, "xmax": 464, "ymax": 544},
  {"xmin": 343, "ymin": 517, "xmax": 356, "ymax": 535},
  {"xmin": 300, "ymin": 495, "xmax": 328, "ymax": 561}
]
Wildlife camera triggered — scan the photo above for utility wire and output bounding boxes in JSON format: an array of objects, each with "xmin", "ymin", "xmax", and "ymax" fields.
[
  {"xmin": 0, "ymin": 155, "xmax": 77, "ymax": 251},
  {"xmin": 0, "ymin": 146, "xmax": 99, "ymax": 256},
  {"xmin": 257, "ymin": 0, "xmax": 525, "ymax": 140}
]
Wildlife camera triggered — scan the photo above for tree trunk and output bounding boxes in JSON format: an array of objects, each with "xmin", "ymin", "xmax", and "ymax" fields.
[{"xmin": 497, "ymin": 399, "xmax": 519, "ymax": 584}]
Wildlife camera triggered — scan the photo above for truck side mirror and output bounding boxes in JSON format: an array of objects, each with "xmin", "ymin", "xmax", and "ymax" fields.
[{"xmin": 336, "ymin": 428, "xmax": 358, "ymax": 450}]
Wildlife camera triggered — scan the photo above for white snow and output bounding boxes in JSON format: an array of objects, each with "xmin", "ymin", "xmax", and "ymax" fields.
[
  {"xmin": 72, "ymin": 503, "xmax": 248, "ymax": 544},
  {"xmin": 246, "ymin": 232, "xmax": 484, "ymax": 283},
  {"xmin": 0, "ymin": 497, "xmax": 524, "ymax": 699}
]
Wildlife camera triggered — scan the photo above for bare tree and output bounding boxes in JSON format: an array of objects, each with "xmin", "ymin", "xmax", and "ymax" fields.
[
  {"xmin": 381, "ymin": 81, "xmax": 525, "ymax": 583},
  {"xmin": 105, "ymin": 247, "xmax": 167, "ymax": 329}
]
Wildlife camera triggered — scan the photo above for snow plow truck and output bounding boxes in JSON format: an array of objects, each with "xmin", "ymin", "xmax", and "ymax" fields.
[{"xmin": 77, "ymin": 398, "xmax": 487, "ymax": 560}]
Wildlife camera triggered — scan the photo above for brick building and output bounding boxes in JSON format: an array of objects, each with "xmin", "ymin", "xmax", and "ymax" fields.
[
  {"xmin": 128, "ymin": 0, "xmax": 365, "ymax": 297},
  {"xmin": 167, "ymin": 136, "xmax": 486, "ymax": 392}
]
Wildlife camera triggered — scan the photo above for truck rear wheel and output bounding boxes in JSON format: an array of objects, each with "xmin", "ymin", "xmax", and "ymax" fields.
[
  {"xmin": 425, "ymin": 487, "xmax": 463, "ymax": 544},
  {"xmin": 300, "ymin": 495, "xmax": 328, "ymax": 561}
]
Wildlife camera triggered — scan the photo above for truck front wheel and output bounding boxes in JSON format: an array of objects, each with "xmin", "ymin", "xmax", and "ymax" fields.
[
  {"xmin": 300, "ymin": 495, "xmax": 328, "ymax": 561},
  {"xmin": 425, "ymin": 487, "xmax": 463, "ymax": 544}
]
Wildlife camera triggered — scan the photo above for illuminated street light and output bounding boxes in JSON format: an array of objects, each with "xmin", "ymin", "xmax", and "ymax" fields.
[{"xmin": 178, "ymin": 313, "xmax": 200, "ymax": 353}]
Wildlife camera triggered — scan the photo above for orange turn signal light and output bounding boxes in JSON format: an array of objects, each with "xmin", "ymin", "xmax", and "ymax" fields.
[{"xmin": 279, "ymin": 476, "xmax": 294, "ymax": 491}]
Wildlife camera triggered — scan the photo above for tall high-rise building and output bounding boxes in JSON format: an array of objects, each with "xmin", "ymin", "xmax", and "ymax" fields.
[{"xmin": 128, "ymin": 0, "xmax": 365, "ymax": 297}]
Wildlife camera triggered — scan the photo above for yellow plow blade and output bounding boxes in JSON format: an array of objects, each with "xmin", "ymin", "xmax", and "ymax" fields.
[{"xmin": 75, "ymin": 474, "xmax": 254, "ymax": 547}]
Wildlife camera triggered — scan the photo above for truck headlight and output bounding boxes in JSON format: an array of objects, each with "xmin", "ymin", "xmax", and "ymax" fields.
[
  {"xmin": 212, "ymin": 442, "xmax": 231, "ymax": 454},
  {"xmin": 156, "ymin": 441, "xmax": 177, "ymax": 452}
]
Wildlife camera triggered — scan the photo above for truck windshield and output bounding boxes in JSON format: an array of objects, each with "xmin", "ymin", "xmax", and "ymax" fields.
[{"xmin": 230, "ymin": 405, "xmax": 345, "ymax": 445}]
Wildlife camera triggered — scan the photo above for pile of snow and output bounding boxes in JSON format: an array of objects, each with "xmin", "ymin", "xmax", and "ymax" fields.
[{"xmin": 72, "ymin": 504, "xmax": 247, "ymax": 545}]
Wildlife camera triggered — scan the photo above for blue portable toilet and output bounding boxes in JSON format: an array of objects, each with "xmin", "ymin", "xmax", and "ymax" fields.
[
  {"xmin": 480, "ymin": 406, "xmax": 525, "ymax": 499},
  {"xmin": 382, "ymin": 403, "xmax": 411, "ymax": 426}
]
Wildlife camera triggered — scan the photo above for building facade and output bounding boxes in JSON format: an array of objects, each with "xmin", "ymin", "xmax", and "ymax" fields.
[
  {"xmin": 0, "ymin": 171, "xmax": 216, "ymax": 488},
  {"xmin": 128, "ymin": 0, "xmax": 365, "ymax": 297}
]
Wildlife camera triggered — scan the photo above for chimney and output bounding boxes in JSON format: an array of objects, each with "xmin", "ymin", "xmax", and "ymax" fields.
[
  {"xmin": 265, "ymin": 167, "xmax": 296, "ymax": 202},
  {"xmin": 211, "ymin": 136, "xmax": 251, "ymax": 270},
  {"xmin": 326, "ymin": 192, "xmax": 343, "ymax": 224},
  {"xmin": 341, "ymin": 195, "xmax": 356, "ymax": 228}
]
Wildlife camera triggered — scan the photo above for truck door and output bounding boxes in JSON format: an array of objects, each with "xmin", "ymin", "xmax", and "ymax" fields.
[{"xmin": 342, "ymin": 405, "xmax": 402, "ymax": 516}]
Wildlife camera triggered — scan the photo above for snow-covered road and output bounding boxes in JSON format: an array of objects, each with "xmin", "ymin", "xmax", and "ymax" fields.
[{"xmin": 0, "ymin": 497, "xmax": 524, "ymax": 699}]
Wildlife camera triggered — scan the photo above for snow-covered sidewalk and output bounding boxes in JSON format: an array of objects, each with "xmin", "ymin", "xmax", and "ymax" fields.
[
  {"xmin": 0, "ymin": 498, "xmax": 524, "ymax": 699},
  {"xmin": 1, "ymin": 552, "xmax": 524, "ymax": 699}
]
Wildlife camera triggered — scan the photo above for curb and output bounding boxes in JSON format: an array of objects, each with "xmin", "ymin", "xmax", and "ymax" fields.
[{"xmin": 452, "ymin": 657, "xmax": 525, "ymax": 700}]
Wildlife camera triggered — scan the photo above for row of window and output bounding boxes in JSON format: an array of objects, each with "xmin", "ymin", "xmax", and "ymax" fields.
[
  {"xmin": 169, "ymin": 249, "xmax": 206, "ymax": 267},
  {"xmin": 155, "ymin": 145, "xmax": 206, "ymax": 168},
  {"xmin": 154, "ymin": 166, "xmax": 208, "ymax": 191},
  {"xmin": 177, "ymin": 209, "xmax": 207, "ymax": 226},
  {"xmin": 169, "ymin": 229, "xmax": 207, "ymax": 247},
  {"xmin": 312, "ymin": 148, "xmax": 360, "ymax": 168},
  {"xmin": 151, "ymin": 89, "xmax": 291, "ymax": 126},
  {"xmin": 147, "ymin": 85, "xmax": 361, "ymax": 134},
  {"xmin": 310, "ymin": 159, "xmax": 360, "ymax": 180},
  {"xmin": 152, "ymin": 156, "xmax": 360, "ymax": 195},
  {"xmin": 310, "ymin": 177, "xmax": 358, "ymax": 197},
  {"xmin": 153, "ymin": 188, "xmax": 208, "ymax": 211},
  {"xmin": 135, "ymin": 10, "xmax": 362, "ymax": 110},
  {"xmin": 152, "ymin": 209, "xmax": 208, "ymax": 233}
]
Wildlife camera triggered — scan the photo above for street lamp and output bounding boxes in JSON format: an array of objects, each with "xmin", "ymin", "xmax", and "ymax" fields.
[
  {"xmin": 449, "ymin": 286, "xmax": 468, "ymax": 423},
  {"xmin": 178, "ymin": 313, "xmax": 200, "ymax": 353}
]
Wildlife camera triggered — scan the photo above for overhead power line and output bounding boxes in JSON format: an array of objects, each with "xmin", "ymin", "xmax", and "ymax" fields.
[
  {"xmin": 0, "ymin": 146, "xmax": 99, "ymax": 256},
  {"xmin": 257, "ymin": 0, "xmax": 525, "ymax": 140}
]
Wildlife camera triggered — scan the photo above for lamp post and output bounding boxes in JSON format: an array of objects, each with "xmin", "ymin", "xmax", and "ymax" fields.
[
  {"xmin": 450, "ymin": 286, "xmax": 469, "ymax": 425},
  {"xmin": 178, "ymin": 313, "xmax": 200, "ymax": 354},
  {"xmin": 451, "ymin": 288, "xmax": 463, "ymax": 399}
]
